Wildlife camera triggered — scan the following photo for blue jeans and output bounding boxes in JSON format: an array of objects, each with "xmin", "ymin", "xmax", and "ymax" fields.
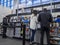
[{"xmin": 30, "ymin": 29, "xmax": 36, "ymax": 42}]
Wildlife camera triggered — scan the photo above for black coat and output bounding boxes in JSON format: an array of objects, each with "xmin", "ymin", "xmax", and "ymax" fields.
[
  {"xmin": 3, "ymin": 17, "xmax": 8, "ymax": 28},
  {"xmin": 38, "ymin": 11, "xmax": 52, "ymax": 27}
]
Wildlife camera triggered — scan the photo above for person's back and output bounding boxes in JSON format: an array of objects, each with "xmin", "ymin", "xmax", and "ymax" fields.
[
  {"xmin": 30, "ymin": 15, "xmax": 37, "ymax": 29},
  {"xmin": 38, "ymin": 8, "xmax": 52, "ymax": 45},
  {"xmin": 38, "ymin": 9, "xmax": 52, "ymax": 27},
  {"xmin": 30, "ymin": 10, "xmax": 38, "ymax": 44}
]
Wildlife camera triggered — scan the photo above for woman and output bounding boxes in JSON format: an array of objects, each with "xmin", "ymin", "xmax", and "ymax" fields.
[{"xmin": 30, "ymin": 10, "xmax": 38, "ymax": 44}]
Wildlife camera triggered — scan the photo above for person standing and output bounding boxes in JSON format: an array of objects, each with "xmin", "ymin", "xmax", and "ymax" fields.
[
  {"xmin": 38, "ymin": 8, "xmax": 53, "ymax": 45},
  {"xmin": 30, "ymin": 10, "xmax": 38, "ymax": 45},
  {"xmin": 2, "ymin": 17, "xmax": 8, "ymax": 38}
]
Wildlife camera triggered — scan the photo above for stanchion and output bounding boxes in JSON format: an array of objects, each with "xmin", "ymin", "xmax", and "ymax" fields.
[{"xmin": 22, "ymin": 23, "xmax": 26, "ymax": 45}]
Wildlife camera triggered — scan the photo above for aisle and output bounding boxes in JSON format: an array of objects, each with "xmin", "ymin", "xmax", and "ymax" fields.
[
  {"xmin": 0, "ymin": 36, "xmax": 29, "ymax": 45},
  {"xmin": 0, "ymin": 30, "xmax": 47, "ymax": 45}
]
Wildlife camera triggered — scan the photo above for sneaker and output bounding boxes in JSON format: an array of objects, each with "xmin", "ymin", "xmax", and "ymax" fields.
[{"xmin": 30, "ymin": 42, "xmax": 32, "ymax": 45}]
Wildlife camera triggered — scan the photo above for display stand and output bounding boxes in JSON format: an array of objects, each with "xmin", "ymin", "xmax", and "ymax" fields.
[{"xmin": 50, "ymin": 17, "xmax": 60, "ymax": 45}]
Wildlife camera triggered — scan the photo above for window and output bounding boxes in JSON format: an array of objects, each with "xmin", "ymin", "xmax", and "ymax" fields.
[
  {"xmin": 0, "ymin": 0, "xmax": 1, "ymax": 5},
  {"xmin": 6, "ymin": 0, "xmax": 8, "ymax": 7},
  {"xmin": 41, "ymin": 0, "xmax": 50, "ymax": 4},
  {"xmin": 20, "ymin": 0, "xmax": 26, "ymax": 4},
  {"xmin": 4, "ymin": 0, "xmax": 6, "ymax": 3},
  {"xmin": 4, "ymin": 3, "xmax": 6, "ymax": 7},
  {"xmin": 26, "ymin": 0, "xmax": 32, "ymax": 7},
  {"xmin": 32, "ymin": 0, "xmax": 41, "ymax": 6},
  {"xmin": 52, "ymin": 0, "xmax": 60, "ymax": 2},
  {"xmin": 1, "ymin": 0, "xmax": 4, "ymax": 4},
  {"xmin": 0, "ymin": 0, "xmax": 13, "ymax": 9},
  {"xmin": 32, "ymin": 0, "xmax": 40, "ymax": 4},
  {"xmin": 11, "ymin": 0, "xmax": 13, "ymax": 6},
  {"xmin": 7, "ymin": 0, "xmax": 10, "ymax": 2},
  {"xmin": 8, "ymin": 1, "xmax": 10, "ymax": 7},
  {"xmin": 42, "ymin": 0, "xmax": 49, "ymax": 2}
]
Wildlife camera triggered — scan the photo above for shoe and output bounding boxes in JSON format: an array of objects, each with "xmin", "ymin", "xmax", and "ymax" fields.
[
  {"xmin": 2, "ymin": 36, "xmax": 7, "ymax": 38},
  {"xmin": 30, "ymin": 42, "xmax": 32, "ymax": 45}
]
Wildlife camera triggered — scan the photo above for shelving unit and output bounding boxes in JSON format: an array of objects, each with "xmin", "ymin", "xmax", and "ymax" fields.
[
  {"xmin": 6, "ymin": 15, "xmax": 31, "ymax": 40},
  {"xmin": 50, "ymin": 17, "xmax": 60, "ymax": 44}
]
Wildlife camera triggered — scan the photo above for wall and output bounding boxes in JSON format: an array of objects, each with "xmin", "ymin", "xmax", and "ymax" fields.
[{"xmin": 0, "ymin": 5, "xmax": 12, "ymax": 22}]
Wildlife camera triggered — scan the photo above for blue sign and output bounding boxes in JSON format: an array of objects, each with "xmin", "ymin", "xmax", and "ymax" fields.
[{"xmin": 55, "ymin": 18, "xmax": 60, "ymax": 22}]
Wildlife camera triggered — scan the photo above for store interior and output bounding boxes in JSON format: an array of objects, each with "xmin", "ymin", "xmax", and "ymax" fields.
[{"xmin": 0, "ymin": 0, "xmax": 60, "ymax": 45}]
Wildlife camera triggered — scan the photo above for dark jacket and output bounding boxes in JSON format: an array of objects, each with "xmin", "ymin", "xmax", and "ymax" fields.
[
  {"xmin": 38, "ymin": 11, "xmax": 52, "ymax": 27},
  {"xmin": 3, "ymin": 17, "xmax": 8, "ymax": 27}
]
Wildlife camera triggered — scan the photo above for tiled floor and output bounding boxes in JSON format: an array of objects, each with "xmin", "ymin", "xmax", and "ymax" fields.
[
  {"xmin": 0, "ymin": 36, "xmax": 30, "ymax": 45},
  {"xmin": 0, "ymin": 30, "xmax": 47, "ymax": 45}
]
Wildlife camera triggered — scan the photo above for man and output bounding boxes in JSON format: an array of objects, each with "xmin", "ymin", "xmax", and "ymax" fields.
[
  {"xmin": 38, "ymin": 8, "xmax": 52, "ymax": 45},
  {"xmin": 2, "ymin": 17, "xmax": 8, "ymax": 38}
]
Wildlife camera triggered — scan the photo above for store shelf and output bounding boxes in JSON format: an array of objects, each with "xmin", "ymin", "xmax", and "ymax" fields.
[
  {"xmin": 50, "ymin": 42, "xmax": 59, "ymax": 44},
  {"xmin": 50, "ymin": 43, "xmax": 58, "ymax": 44},
  {"xmin": 50, "ymin": 35, "xmax": 57, "ymax": 37},
  {"xmin": 50, "ymin": 38, "xmax": 60, "ymax": 40},
  {"xmin": 15, "ymin": 26, "xmax": 21, "ymax": 27}
]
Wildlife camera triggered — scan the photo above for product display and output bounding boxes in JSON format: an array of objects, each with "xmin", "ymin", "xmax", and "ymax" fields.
[
  {"xmin": 15, "ymin": 28, "xmax": 21, "ymax": 37},
  {"xmin": 6, "ymin": 15, "xmax": 31, "ymax": 40},
  {"xmin": 21, "ymin": 16, "xmax": 30, "ymax": 39},
  {"xmin": 50, "ymin": 17, "xmax": 60, "ymax": 44}
]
